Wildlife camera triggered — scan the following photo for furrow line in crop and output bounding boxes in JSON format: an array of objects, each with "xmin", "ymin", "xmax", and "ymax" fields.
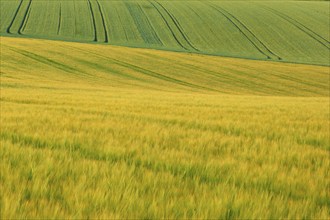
[
  {"xmin": 138, "ymin": 3, "xmax": 163, "ymax": 45},
  {"xmin": 6, "ymin": 45, "xmax": 85, "ymax": 78},
  {"xmin": 6, "ymin": 0, "xmax": 24, "ymax": 34},
  {"xmin": 219, "ymin": 66, "xmax": 320, "ymax": 95},
  {"xmin": 87, "ymin": 0, "xmax": 97, "ymax": 41},
  {"xmin": 54, "ymin": 44, "xmax": 212, "ymax": 91},
  {"xmin": 96, "ymin": 0, "xmax": 108, "ymax": 43},
  {"xmin": 17, "ymin": 0, "xmax": 32, "ymax": 35},
  {"xmin": 126, "ymin": 2, "xmax": 162, "ymax": 45},
  {"xmin": 262, "ymin": 6, "xmax": 330, "ymax": 49},
  {"xmin": 149, "ymin": 1, "xmax": 188, "ymax": 50},
  {"xmin": 162, "ymin": 5, "xmax": 198, "ymax": 50},
  {"xmin": 161, "ymin": 59, "xmax": 272, "ymax": 93},
  {"xmin": 78, "ymin": 48, "xmax": 217, "ymax": 91},
  {"xmin": 174, "ymin": 61, "xmax": 305, "ymax": 95},
  {"xmin": 57, "ymin": 3, "xmax": 61, "ymax": 35},
  {"xmin": 108, "ymin": 57, "xmax": 218, "ymax": 92},
  {"xmin": 206, "ymin": 2, "xmax": 268, "ymax": 59},
  {"xmin": 269, "ymin": 74, "xmax": 328, "ymax": 93},
  {"xmin": 53, "ymin": 45, "xmax": 148, "ymax": 83},
  {"xmin": 222, "ymin": 64, "xmax": 328, "ymax": 93},
  {"xmin": 154, "ymin": 1, "xmax": 200, "ymax": 52},
  {"xmin": 73, "ymin": 1, "xmax": 76, "ymax": 36},
  {"xmin": 20, "ymin": 0, "xmax": 32, "ymax": 33},
  {"xmin": 167, "ymin": 7, "xmax": 199, "ymax": 50},
  {"xmin": 221, "ymin": 6, "xmax": 282, "ymax": 60},
  {"xmin": 207, "ymin": 2, "xmax": 281, "ymax": 60},
  {"xmin": 63, "ymin": 43, "xmax": 201, "ymax": 90}
]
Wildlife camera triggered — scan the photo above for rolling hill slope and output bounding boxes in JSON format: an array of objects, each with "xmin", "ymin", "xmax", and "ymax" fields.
[
  {"xmin": 1, "ymin": 37, "xmax": 328, "ymax": 96},
  {"xmin": 1, "ymin": 1, "xmax": 329, "ymax": 218},
  {"xmin": 1, "ymin": 37, "xmax": 329, "ymax": 218},
  {"xmin": 1, "ymin": 0, "xmax": 329, "ymax": 65}
]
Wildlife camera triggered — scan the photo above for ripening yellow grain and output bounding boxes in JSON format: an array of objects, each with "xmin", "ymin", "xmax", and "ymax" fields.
[{"xmin": 0, "ymin": 37, "xmax": 329, "ymax": 219}]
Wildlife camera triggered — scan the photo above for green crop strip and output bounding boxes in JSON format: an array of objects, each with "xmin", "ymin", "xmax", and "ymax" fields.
[{"xmin": 1, "ymin": 0, "xmax": 328, "ymax": 65}]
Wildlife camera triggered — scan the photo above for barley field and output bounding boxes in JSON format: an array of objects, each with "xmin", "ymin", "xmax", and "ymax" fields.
[
  {"xmin": 0, "ymin": 0, "xmax": 329, "ymax": 219},
  {"xmin": 1, "ymin": 0, "xmax": 329, "ymax": 65},
  {"xmin": 0, "ymin": 37, "xmax": 329, "ymax": 218}
]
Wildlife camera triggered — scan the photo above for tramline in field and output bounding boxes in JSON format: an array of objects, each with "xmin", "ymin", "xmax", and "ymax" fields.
[{"xmin": 1, "ymin": 0, "xmax": 329, "ymax": 65}]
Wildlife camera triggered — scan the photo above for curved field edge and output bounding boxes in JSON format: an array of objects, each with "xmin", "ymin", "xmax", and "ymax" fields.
[
  {"xmin": 2, "ymin": 33, "xmax": 329, "ymax": 68},
  {"xmin": 1, "ymin": 37, "xmax": 329, "ymax": 97},
  {"xmin": 0, "ymin": 0, "xmax": 329, "ymax": 66}
]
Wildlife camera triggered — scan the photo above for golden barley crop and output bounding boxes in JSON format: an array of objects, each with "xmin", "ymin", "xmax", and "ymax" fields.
[{"xmin": 0, "ymin": 37, "xmax": 329, "ymax": 218}]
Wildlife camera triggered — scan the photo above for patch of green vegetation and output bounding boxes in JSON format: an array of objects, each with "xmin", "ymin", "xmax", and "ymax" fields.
[{"xmin": 1, "ymin": 0, "xmax": 329, "ymax": 65}]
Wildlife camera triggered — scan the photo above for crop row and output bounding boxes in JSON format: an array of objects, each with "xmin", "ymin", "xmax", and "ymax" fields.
[{"xmin": 0, "ymin": 0, "xmax": 329, "ymax": 65}]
